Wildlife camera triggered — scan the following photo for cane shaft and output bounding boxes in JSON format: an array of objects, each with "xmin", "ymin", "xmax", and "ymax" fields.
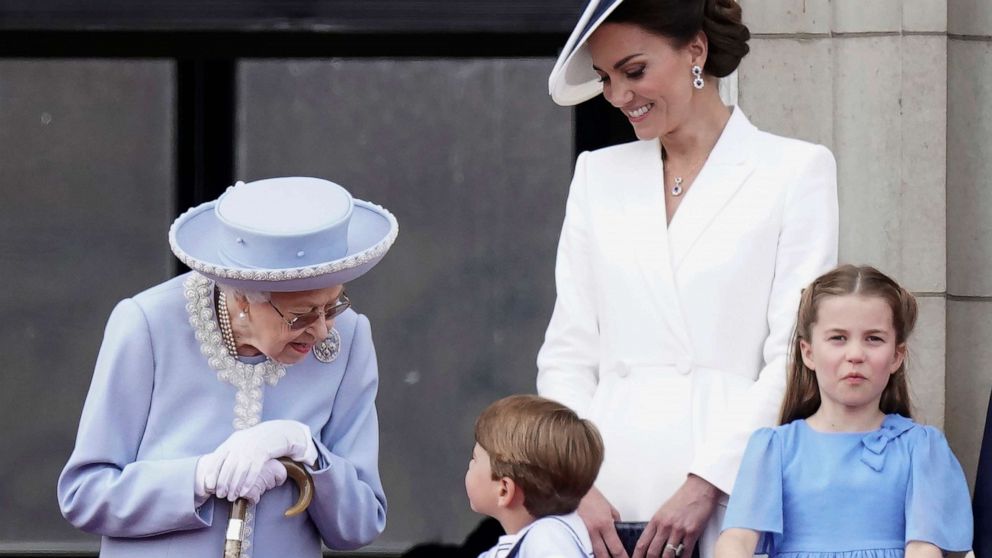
[
  {"xmin": 220, "ymin": 459, "xmax": 314, "ymax": 558},
  {"xmin": 223, "ymin": 498, "xmax": 249, "ymax": 558}
]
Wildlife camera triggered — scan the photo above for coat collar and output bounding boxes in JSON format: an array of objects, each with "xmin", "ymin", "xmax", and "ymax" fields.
[
  {"xmin": 615, "ymin": 108, "xmax": 758, "ymax": 276},
  {"xmin": 612, "ymin": 139, "xmax": 693, "ymax": 352},
  {"xmin": 607, "ymin": 109, "xmax": 758, "ymax": 354},
  {"xmin": 667, "ymin": 107, "xmax": 757, "ymax": 270}
]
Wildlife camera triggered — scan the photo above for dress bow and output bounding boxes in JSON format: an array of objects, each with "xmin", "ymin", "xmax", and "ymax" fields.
[{"xmin": 860, "ymin": 415, "xmax": 915, "ymax": 472}]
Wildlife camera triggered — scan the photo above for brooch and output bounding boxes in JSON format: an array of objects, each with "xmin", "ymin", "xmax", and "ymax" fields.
[{"xmin": 312, "ymin": 329, "xmax": 341, "ymax": 363}]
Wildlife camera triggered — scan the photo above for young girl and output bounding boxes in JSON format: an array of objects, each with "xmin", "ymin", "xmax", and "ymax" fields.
[{"xmin": 716, "ymin": 265, "xmax": 973, "ymax": 558}]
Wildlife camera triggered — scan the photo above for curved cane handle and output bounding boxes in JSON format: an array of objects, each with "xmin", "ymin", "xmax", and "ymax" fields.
[{"xmin": 277, "ymin": 457, "xmax": 314, "ymax": 517}]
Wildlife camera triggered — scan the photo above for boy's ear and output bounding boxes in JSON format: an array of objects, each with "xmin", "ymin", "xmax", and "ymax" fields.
[{"xmin": 496, "ymin": 477, "xmax": 523, "ymax": 509}]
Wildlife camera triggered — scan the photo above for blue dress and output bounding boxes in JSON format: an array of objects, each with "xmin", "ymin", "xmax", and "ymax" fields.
[{"xmin": 723, "ymin": 414, "xmax": 972, "ymax": 557}]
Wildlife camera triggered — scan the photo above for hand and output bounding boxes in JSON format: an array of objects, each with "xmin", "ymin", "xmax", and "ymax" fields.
[
  {"xmin": 577, "ymin": 486, "xmax": 627, "ymax": 558},
  {"xmin": 194, "ymin": 451, "xmax": 223, "ymax": 505},
  {"xmin": 240, "ymin": 459, "xmax": 288, "ymax": 504},
  {"xmin": 632, "ymin": 475, "xmax": 721, "ymax": 558},
  {"xmin": 207, "ymin": 420, "xmax": 316, "ymax": 501}
]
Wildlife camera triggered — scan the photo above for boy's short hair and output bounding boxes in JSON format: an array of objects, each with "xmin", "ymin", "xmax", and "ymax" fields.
[{"xmin": 474, "ymin": 394, "xmax": 604, "ymax": 518}]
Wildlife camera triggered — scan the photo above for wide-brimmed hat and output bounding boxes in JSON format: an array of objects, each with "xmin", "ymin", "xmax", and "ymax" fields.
[
  {"xmin": 169, "ymin": 176, "xmax": 398, "ymax": 292},
  {"xmin": 548, "ymin": 0, "xmax": 624, "ymax": 106}
]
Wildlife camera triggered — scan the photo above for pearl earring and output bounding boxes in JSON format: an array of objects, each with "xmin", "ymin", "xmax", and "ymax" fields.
[
  {"xmin": 238, "ymin": 309, "xmax": 248, "ymax": 320},
  {"xmin": 692, "ymin": 65, "xmax": 704, "ymax": 90}
]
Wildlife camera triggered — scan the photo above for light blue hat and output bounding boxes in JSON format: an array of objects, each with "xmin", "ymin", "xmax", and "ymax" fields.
[
  {"xmin": 548, "ymin": 0, "xmax": 625, "ymax": 106},
  {"xmin": 169, "ymin": 176, "xmax": 398, "ymax": 292}
]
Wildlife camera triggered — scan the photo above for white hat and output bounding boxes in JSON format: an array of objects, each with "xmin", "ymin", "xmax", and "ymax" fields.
[{"xmin": 548, "ymin": 0, "xmax": 625, "ymax": 106}]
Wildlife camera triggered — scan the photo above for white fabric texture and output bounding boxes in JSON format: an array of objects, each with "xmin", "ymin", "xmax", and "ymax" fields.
[{"xmin": 537, "ymin": 108, "xmax": 838, "ymax": 558}]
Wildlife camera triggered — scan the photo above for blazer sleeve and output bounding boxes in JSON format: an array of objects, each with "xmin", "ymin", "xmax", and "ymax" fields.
[
  {"xmin": 690, "ymin": 144, "xmax": 839, "ymax": 494},
  {"xmin": 306, "ymin": 313, "xmax": 387, "ymax": 550},
  {"xmin": 536, "ymin": 151, "xmax": 601, "ymax": 417},
  {"xmin": 57, "ymin": 299, "xmax": 214, "ymax": 537}
]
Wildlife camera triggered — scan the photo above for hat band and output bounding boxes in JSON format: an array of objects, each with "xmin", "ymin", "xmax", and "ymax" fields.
[{"xmin": 216, "ymin": 224, "xmax": 350, "ymax": 270}]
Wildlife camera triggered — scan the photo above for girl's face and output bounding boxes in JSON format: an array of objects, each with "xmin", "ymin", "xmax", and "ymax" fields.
[
  {"xmin": 800, "ymin": 294, "xmax": 906, "ymax": 415},
  {"xmin": 243, "ymin": 284, "xmax": 345, "ymax": 365},
  {"xmin": 465, "ymin": 443, "xmax": 499, "ymax": 516},
  {"xmin": 587, "ymin": 23, "xmax": 701, "ymax": 140}
]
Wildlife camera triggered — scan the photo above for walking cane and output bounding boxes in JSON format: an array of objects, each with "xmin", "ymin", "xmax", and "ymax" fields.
[{"xmin": 223, "ymin": 457, "xmax": 315, "ymax": 558}]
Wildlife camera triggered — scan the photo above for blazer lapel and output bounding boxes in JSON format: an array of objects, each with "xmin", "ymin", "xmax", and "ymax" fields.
[
  {"xmin": 668, "ymin": 108, "xmax": 757, "ymax": 271},
  {"xmin": 613, "ymin": 139, "xmax": 694, "ymax": 351}
]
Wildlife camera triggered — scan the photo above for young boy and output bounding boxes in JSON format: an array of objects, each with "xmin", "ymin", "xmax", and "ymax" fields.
[{"xmin": 466, "ymin": 394, "xmax": 604, "ymax": 558}]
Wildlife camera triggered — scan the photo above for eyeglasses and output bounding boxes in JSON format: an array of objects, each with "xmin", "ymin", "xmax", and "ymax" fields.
[{"xmin": 268, "ymin": 292, "xmax": 351, "ymax": 330}]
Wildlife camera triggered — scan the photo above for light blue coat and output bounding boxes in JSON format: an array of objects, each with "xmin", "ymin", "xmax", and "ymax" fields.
[{"xmin": 58, "ymin": 273, "xmax": 387, "ymax": 557}]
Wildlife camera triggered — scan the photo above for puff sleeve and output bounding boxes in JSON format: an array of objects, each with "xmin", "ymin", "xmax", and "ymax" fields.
[
  {"xmin": 905, "ymin": 426, "xmax": 973, "ymax": 552},
  {"xmin": 722, "ymin": 428, "xmax": 783, "ymax": 555}
]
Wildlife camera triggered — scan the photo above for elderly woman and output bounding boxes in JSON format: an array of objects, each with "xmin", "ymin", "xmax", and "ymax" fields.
[
  {"xmin": 537, "ymin": 1, "xmax": 838, "ymax": 558},
  {"xmin": 58, "ymin": 177, "xmax": 397, "ymax": 557}
]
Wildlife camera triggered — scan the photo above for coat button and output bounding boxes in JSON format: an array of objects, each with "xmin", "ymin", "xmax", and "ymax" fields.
[
  {"xmin": 616, "ymin": 364, "xmax": 630, "ymax": 378},
  {"xmin": 676, "ymin": 357, "xmax": 692, "ymax": 375}
]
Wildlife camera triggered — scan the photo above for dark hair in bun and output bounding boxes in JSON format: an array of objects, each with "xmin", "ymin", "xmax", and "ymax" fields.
[{"xmin": 604, "ymin": 0, "xmax": 750, "ymax": 78}]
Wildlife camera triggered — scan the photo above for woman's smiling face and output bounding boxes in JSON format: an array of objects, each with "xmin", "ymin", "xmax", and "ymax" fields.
[{"xmin": 588, "ymin": 22, "xmax": 700, "ymax": 140}]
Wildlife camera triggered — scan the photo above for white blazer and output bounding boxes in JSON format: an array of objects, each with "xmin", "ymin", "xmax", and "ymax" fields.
[{"xmin": 536, "ymin": 108, "xmax": 837, "ymax": 551}]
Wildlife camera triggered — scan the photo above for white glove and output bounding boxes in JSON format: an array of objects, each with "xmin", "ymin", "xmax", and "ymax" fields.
[
  {"xmin": 241, "ymin": 459, "xmax": 288, "ymax": 504},
  {"xmin": 207, "ymin": 420, "xmax": 317, "ymax": 501},
  {"xmin": 195, "ymin": 455, "xmax": 288, "ymax": 504},
  {"xmin": 194, "ymin": 451, "xmax": 223, "ymax": 506}
]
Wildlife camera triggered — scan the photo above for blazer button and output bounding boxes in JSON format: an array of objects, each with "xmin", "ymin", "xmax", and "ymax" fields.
[
  {"xmin": 676, "ymin": 357, "xmax": 692, "ymax": 375},
  {"xmin": 616, "ymin": 365, "xmax": 630, "ymax": 379}
]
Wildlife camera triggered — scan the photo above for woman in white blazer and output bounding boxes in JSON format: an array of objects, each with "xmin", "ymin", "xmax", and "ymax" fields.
[{"xmin": 537, "ymin": 1, "xmax": 838, "ymax": 558}]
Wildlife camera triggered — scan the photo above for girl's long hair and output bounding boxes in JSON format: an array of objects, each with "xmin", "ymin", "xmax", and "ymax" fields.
[{"xmin": 779, "ymin": 265, "xmax": 918, "ymax": 424}]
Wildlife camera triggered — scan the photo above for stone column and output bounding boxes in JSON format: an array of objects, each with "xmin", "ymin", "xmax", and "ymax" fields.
[
  {"xmin": 947, "ymin": 0, "xmax": 992, "ymax": 489},
  {"xmin": 737, "ymin": 1, "xmax": 951, "ymax": 435}
]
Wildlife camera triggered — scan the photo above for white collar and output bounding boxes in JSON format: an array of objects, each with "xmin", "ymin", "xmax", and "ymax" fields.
[{"xmin": 184, "ymin": 272, "xmax": 286, "ymax": 430}]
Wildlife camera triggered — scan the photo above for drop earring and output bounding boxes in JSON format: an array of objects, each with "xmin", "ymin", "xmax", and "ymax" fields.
[{"xmin": 692, "ymin": 65, "xmax": 704, "ymax": 90}]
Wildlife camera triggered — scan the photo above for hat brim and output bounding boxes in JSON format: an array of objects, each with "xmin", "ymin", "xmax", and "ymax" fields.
[
  {"xmin": 170, "ymin": 199, "xmax": 398, "ymax": 292},
  {"xmin": 548, "ymin": 0, "xmax": 624, "ymax": 106}
]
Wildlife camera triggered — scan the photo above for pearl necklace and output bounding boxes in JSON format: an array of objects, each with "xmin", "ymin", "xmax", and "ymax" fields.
[
  {"xmin": 216, "ymin": 286, "xmax": 238, "ymax": 357},
  {"xmin": 185, "ymin": 274, "xmax": 286, "ymax": 430}
]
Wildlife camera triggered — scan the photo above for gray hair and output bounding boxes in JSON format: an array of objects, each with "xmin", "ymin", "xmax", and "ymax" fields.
[{"xmin": 217, "ymin": 283, "xmax": 270, "ymax": 304}]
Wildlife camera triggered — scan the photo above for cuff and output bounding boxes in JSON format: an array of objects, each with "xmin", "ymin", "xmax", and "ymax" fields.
[{"xmin": 296, "ymin": 422, "xmax": 319, "ymax": 466}]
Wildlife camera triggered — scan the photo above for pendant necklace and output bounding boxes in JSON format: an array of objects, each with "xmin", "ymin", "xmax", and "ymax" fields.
[
  {"xmin": 662, "ymin": 146, "xmax": 692, "ymax": 197},
  {"xmin": 666, "ymin": 157, "xmax": 705, "ymax": 197}
]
